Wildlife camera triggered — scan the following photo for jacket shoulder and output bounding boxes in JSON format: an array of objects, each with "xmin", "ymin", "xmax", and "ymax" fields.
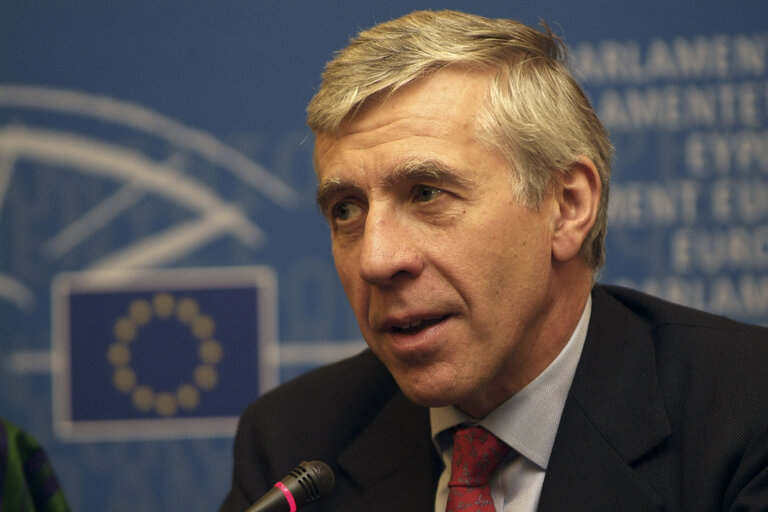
[
  {"xmin": 597, "ymin": 284, "xmax": 768, "ymax": 339},
  {"xmin": 242, "ymin": 349, "xmax": 396, "ymax": 431},
  {"xmin": 233, "ymin": 349, "xmax": 398, "ymax": 470},
  {"xmin": 595, "ymin": 284, "xmax": 768, "ymax": 437}
]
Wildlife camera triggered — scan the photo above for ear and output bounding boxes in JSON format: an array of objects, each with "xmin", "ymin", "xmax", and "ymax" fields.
[{"xmin": 551, "ymin": 156, "xmax": 601, "ymax": 263}]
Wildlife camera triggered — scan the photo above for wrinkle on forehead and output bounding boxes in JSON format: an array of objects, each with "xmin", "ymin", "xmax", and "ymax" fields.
[
  {"xmin": 334, "ymin": 65, "xmax": 493, "ymax": 137},
  {"xmin": 312, "ymin": 66, "xmax": 498, "ymax": 192}
]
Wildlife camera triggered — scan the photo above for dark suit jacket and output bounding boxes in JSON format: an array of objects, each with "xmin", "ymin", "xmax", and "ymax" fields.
[{"xmin": 219, "ymin": 285, "xmax": 768, "ymax": 511}]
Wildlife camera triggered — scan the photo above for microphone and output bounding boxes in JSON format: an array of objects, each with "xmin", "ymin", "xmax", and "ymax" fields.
[{"xmin": 245, "ymin": 460, "xmax": 335, "ymax": 512}]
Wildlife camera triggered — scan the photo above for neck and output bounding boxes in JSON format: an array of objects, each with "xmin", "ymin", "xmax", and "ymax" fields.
[{"xmin": 457, "ymin": 261, "xmax": 593, "ymax": 419}]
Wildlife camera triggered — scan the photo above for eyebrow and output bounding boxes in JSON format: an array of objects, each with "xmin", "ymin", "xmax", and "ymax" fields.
[
  {"xmin": 315, "ymin": 158, "xmax": 478, "ymax": 214},
  {"xmin": 315, "ymin": 177, "xmax": 362, "ymax": 216},
  {"xmin": 386, "ymin": 159, "xmax": 478, "ymax": 190}
]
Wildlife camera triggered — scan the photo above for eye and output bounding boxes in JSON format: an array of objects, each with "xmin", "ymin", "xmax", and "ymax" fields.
[
  {"xmin": 331, "ymin": 200, "xmax": 363, "ymax": 222},
  {"xmin": 413, "ymin": 185, "xmax": 443, "ymax": 203}
]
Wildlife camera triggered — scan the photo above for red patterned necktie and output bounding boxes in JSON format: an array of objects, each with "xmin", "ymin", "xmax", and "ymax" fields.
[{"xmin": 446, "ymin": 425, "xmax": 511, "ymax": 512}]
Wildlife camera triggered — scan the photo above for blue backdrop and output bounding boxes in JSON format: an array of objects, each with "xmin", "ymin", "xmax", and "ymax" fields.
[{"xmin": 2, "ymin": 1, "xmax": 767, "ymax": 509}]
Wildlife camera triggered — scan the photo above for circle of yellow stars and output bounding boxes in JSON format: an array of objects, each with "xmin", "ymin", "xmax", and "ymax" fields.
[{"xmin": 106, "ymin": 293, "xmax": 223, "ymax": 417}]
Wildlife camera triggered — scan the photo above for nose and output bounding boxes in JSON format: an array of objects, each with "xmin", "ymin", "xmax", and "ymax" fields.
[{"xmin": 358, "ymin": 206, "xmax": 423, "ymax": 286}]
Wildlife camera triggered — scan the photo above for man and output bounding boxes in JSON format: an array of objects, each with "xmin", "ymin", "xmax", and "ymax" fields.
[{"xmin": 220, "ymin": 10, "xmax": 768, "ymax": 511}]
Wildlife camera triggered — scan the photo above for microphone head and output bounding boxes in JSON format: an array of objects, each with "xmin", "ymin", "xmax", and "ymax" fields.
[
  {"xmin": 283, "ymin": 460, "xmax": 335, "ymax": 505},
  {"xmin": 304, "ymin": 461, "xmax": 335, "ymax": 497}
]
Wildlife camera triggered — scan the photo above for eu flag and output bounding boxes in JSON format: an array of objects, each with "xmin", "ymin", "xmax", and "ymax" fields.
[{"xmin": 51, "ymin": 267, "xmax": 278, "ymax": 440}]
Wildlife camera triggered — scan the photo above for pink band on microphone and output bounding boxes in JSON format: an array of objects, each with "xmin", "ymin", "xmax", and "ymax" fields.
[{"xmin": 274, "ymin": 482, "xmax": 297, "ymax": 512}]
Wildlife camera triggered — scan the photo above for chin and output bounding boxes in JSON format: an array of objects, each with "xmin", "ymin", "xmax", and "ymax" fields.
[
  {"xmin": 396, "ymin": 377, "xmax": 463, "ymax": 409},
  {"xmin": 381, "ymin": 354, "xmax": 468, "ymax": 407}
]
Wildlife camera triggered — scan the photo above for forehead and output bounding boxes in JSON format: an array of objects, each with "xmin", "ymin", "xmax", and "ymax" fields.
[{"xmin": 313, "ymin": 66, "xmax": 496, "ymax": 178}]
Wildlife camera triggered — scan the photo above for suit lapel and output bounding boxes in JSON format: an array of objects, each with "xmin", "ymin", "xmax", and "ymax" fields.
[
  {"xmin": 331, "ymin": 287, "xmax": 673, "ymax": 511},
  {"xmin": 337, "ymin": 390, "xmax": 441, "ymax": 511},
  {"xmin": 538, "ymin": 286, "xmax": 672, "ymax": 511}
]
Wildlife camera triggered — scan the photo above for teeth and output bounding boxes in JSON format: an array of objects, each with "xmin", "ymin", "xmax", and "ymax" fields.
[
  {"xmin": 392, "ymin": 318, "xmax": 441, "ymax": 333},
  {"xmin": 389, "ymin": 316, "xmax": 445, "ymax": 333}
]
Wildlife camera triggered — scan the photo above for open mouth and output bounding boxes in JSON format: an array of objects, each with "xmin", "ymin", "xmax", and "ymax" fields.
[{"xmin": 391, "ymin": 316, "xmax": 446, "ymax": 335}]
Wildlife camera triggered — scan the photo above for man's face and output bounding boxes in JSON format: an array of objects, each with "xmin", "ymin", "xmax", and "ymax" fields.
[{"xmin": 314, "ymin": 67, "xmax": 562, "ymax": 418}]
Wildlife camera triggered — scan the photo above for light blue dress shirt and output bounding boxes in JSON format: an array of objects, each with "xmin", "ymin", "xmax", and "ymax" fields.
[{"xmin": 431, "ymin": 296, "xmax": 592, "ymax": 512}]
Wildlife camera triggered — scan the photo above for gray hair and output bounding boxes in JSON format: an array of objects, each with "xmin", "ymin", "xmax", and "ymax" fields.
[{"xmin": 307, "ymin": 10, "xmax": 613, "ymax": 270}]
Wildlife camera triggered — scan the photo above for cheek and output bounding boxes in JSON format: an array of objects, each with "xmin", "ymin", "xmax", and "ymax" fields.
[
  {"xmin": 464, "ymin": 222, "xmax": 549, "ymax": 299},
  {"xmin": 333, "ymin": 257, "xmax": 357, "ymax": 300},
  {"xmin": 332, "ymin": 243, "xmax": 355, "ymax": 281},
  {"xmin": 333, "ymin": 251, "xmax": 370, "ymax": 316}
]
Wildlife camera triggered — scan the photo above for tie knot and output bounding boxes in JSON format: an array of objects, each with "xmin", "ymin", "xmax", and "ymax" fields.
[{"xmin": 449, "ymin": 426, "xmax": 510, "ymax": 487}]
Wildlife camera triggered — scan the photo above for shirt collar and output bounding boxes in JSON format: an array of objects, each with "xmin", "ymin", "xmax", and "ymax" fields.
[{"xmin": 430, "ymin": 295, "xmax": 591, "ymax": 470}]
